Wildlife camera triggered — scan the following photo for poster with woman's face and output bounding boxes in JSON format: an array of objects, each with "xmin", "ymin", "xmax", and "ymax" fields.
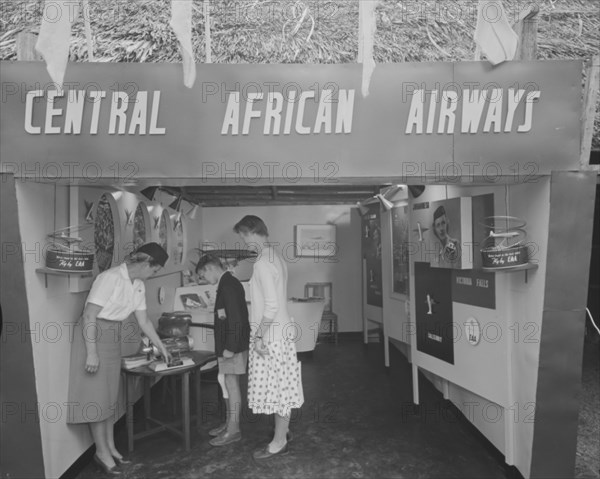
[
  {"xmin": 428, "ymin": 197, "xmax": 472, "ymax": 270},
  {"xmin": 410, "ymin": 197, "xmax": 473, "ymax": 270}
]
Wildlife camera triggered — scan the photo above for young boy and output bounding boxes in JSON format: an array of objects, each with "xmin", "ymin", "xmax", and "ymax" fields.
[{"xmin": 196, "ymin": 254, "xmax": 250, "ymax": 446}]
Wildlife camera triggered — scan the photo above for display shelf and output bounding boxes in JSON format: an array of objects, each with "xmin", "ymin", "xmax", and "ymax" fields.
[
  {"xmin": 481, "ymin": 263, "xmax": 539, "ymax": 282},
  {"xmin": 36, "ymin": 268, "xmax": 93, "ymax": 288}
]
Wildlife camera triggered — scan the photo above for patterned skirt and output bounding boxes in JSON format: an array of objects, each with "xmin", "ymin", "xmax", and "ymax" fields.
[{"xmin": 247, "ymin": 339, "xmax": 304, "ymax": 417}]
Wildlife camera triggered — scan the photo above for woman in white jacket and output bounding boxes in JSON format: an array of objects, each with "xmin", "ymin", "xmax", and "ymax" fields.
[{"xmin": 234, "ymin": 215, "xmax": 303, "ymax": 459}]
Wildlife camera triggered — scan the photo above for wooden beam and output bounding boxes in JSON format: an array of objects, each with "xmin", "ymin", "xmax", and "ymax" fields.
[
  {"xmin": 512, "ymin": 4, "xmax": 539, "ymax": 61},
  {"xmin": 580, "ymin": 54, "xmax": 600, "ymax": 171},
  {"xmin": 16, "ymin": 32, "xmax": 42, "ymax": 61}
]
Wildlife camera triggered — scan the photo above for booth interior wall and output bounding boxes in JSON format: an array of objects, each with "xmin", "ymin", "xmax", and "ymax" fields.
[
  {"xmin": 15, "ymin": 182, "xmax": 90, "ymax": 479},
  {"xmin": 202, "ymin": 204, "xmax": 362, "ymax": 332},
  {"xmin": 14, "ymin": 182, "xmax": 204, "ymax": 479}
]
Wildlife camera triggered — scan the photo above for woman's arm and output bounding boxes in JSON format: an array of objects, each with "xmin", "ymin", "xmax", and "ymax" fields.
[
  {"xmin": 134, "ymin": 310, "xmax": 172, "ymax": 362},
  {"xmin": 81, "ymin": 302, "xmax": 103, "ymax": 374},
  {"xmin": 254, "ymin": 262, "xmax": 279, "ymax": 341}
]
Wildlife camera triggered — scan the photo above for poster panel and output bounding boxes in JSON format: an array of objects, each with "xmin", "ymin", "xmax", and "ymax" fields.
[
  {"xmin": 391, "ymin": 204, "xmax": 410, "ymax": 298},
  {"xmin": 362, "ymin": 204, "xmax": 383, "ymax": 307}
]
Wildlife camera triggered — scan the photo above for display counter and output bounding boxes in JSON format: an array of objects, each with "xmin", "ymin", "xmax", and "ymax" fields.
[{"xmin": 173, "ymin": 285, "xmax": 325, "ymax": 352}]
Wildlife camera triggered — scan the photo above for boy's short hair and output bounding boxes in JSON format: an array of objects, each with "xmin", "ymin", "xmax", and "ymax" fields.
[
  {"xmin": 195, "ymin": 254, "xmax": 224, "ymax": 274},
  {"xmin": 233, "ymin": 215, "xmax": 269, "ymax": 237}
]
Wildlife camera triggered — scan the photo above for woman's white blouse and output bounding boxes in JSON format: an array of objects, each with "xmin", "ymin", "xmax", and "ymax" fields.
[
  {"xmin": 249, "ymin": 248, "xmax": 291, "ymax": 342},
  {"xmin": 85, "ymin": 263, "xmax": 147, "ymax": 321}
]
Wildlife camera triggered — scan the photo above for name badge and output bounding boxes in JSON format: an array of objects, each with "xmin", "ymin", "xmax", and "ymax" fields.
[{"xmin": 217, "ymin": 308, "xmax": 226, "ymax": 319}]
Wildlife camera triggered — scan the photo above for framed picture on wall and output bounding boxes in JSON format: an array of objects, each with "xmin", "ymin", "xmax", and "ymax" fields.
[
  {"xmin": 391, "ymin": 203, "xmax": 410, "ymax": 298},
  {"xmin": 294, "ymin": 224, "xmax": 336, "ymax": 259}
]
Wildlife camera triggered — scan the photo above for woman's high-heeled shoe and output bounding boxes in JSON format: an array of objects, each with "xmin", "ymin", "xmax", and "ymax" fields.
[
  {"xmin": 93, "ymin": 455, "xmax": 122, "ymax": 475},
  {"xmin": 112, "ymin": 455, "xmax": 132, "ymax": 466}
]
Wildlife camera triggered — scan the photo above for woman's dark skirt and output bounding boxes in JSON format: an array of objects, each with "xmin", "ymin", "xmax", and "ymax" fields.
[{"xmin": 67, "ymin": 318, "xmax": 122, "ymax": 424}]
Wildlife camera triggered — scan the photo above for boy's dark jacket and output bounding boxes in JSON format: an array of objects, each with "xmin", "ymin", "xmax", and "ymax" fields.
[{"xmin": 213, "ymin": 271, "xmax": 250, "ymax": 356}]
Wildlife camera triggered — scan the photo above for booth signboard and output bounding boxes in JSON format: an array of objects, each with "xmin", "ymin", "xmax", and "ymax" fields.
[{"xmin": 0, "ymin": 61, "xmax": 582, "ymax": 182}]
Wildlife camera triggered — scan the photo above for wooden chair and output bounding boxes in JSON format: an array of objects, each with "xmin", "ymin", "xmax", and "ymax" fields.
[{"xmin": 304, "ymin": 282, "xmax": 338, "ymax": 344}]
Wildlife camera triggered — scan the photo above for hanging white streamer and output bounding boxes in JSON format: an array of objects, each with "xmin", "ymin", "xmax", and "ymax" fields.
[
  {"xmin": 474, "ymin": 0, "xmax": 518, "ymax": 65},
  {"xmin": 358, "ymin": 0, "xmax": 378, "ymax": 97},
  {"xmin": 170, "ymin": 0, "xmax": 197, "ymax": 88},
  {"xmin": 35, "ymin": 0, "xmax": 81, "ymax": 88}
]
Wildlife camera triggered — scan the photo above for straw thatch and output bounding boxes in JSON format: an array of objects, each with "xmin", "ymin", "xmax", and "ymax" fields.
[{"xmin": 1, "ymin": 0, "xmax": 599, "ymax": 149}]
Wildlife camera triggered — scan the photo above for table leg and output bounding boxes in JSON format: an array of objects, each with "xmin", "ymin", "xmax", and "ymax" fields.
[
  {"xmin": 171, "ymin": 377, "xmax": 177, "ymax": 416},
  {"xmin": 144, "ymin": 377, "xmax": 151, "ymax": 429},
  {"xmin": 195, "ymin": 370, "xmax": 202, "ymax": 432},
  {"xmin": 182, "ymin": 372, "xmax": 191, "ymax": 451},
  {"xmin": 126, "ymin": 375, "xmax": 134, "ymax": 453}
]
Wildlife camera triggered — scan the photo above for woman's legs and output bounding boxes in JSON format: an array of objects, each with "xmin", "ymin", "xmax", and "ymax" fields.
[
  {"xmin": 90, "ymin": 419, "xmax": 116, "ymax": 467},
  {"xmin": 106, "ymin": 412, "xmax": 124, "ymax": 459},
  {"xmin": 270, "ymin": 413, "xmax": 290, "ymax": 452}
]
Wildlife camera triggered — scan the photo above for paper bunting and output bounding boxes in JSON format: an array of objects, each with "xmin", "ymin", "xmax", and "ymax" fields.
[
  {"xmin": 170, "ymin": 0, "xmax": 197, "ymax": 88},
  {"xmin": 35, "ymin": 0, "xmax": 81, "ymax": 88},
  {"xmin": 358, "ymin": 0, "xmax": 378, "ymax": 98},
  {"xmin": 474, "ymin": 1, "xmax": 518, "ymax": 65}
]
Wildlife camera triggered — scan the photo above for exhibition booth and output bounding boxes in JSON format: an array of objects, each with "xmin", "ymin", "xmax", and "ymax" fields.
[{"xmin": 0, "ymin": 59, "xmax": 595, "ymax": 479}]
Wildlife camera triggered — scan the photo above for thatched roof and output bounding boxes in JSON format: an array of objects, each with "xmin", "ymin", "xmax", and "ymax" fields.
[{"xmin": 1, "ymin": 0, "xmax": 599, "ymax": 149}]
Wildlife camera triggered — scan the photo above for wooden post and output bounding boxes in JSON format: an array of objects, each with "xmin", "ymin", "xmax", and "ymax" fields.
[
  {"xmin": 512, "ymin": 4, "xmax": 539, "ymax": 61},
  {"xmin": 580, "ymin": 55, "xmax": 600, "ymax": 171},
  {"xmin": 16, "ymin": 32, "xmax": 42, "ymax": 61}
]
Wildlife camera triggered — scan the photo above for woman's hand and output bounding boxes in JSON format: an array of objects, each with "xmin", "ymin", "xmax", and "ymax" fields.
[
  {"xmin": 157, "ymin": 341, "xmax": 172, "ymax": 363},
  {"xmin": 85, "ymin": 352, "xmax": 100, "ymax": 374},
  {"xmin": 254, "ymin": 337, "xmax": 269, "ymax": 357},
  {"xmin": 222, "ymin": 349, "xmax": 234, "ymax": 359}
]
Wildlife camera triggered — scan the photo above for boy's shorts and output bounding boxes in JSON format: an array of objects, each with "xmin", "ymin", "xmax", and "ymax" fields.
[{"xmin": 217, "ymin": 350, "xmax": 248, "ymax": 375}]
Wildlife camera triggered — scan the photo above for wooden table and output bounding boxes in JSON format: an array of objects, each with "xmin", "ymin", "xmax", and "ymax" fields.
[{"xmin": 121, "ymin": 350, "xmax": 217, "ymax": 452}]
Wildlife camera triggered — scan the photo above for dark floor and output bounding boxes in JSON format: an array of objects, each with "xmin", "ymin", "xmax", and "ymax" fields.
[{"xmin": 73, "ymin": 337, "xmax": 594, "ymax": 479}]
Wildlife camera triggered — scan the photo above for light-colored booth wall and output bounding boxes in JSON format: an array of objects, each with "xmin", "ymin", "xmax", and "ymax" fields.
[
  {"xmin": 504, "ymin": 179, "xmax": 549, "ymax": 479},
  {"xmin": 405, "ymin": 180, "xmax": 549, "ymax": 479},
  {"xmin": 16, "ymin": 182, "xmax": 87, "ymax": 479},
  {"xmin": 16, "ymin": 183, "xmax": 203, "ymax": 479},
  {"xmin": 202, "ymin": 205, "xmax": 362, "ymax": 332}
]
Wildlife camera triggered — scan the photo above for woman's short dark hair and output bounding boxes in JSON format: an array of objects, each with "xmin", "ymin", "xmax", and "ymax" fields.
[
  {"xmin": 126, "ymin": 252, "xmax": 162, "ymax": 267},
  {"xmin": 233, "ymin": 215, "xmax": 269, "ymax": 237},
  {"xmin": 195, "ymin": 254, "xmax": 224, "ymax": 274}
]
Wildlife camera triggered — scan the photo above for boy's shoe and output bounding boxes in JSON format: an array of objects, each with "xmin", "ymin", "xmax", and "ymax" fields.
[
  {"xmin": 209, "ymin": 430, "xmax": 242, "ymax": 447},
  {"xmin": 208, "ymin": 423, "xmax": 227, "ymax": 437}
]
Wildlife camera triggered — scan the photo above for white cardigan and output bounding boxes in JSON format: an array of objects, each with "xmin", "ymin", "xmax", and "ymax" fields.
[{"xmin": 249, "ymin": 247, "xmax": 292, "ymax": 342}]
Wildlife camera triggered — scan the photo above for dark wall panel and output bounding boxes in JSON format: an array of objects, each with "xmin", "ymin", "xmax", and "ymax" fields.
[
  {"xmin": 529, "ymin": 171, "xmax": 596, "ymax": 479},
  {"xmin": 0, "ymin": 174, "xmax": 45, "ymax": 478}
]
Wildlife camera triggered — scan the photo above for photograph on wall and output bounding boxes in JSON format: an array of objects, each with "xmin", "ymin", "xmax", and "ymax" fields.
[
  {"xmin": 158, "ymin": 209, "xmax": 170, "ymax": 261},
  {"xmin": 362, "ymin": 203, "xmax": 383, "ymax": 307},
  {"xmin": 94, "ymin": 193, "xmax": 118, "ymax": 272},
  {"xmin": 391, "ymin": 204, "xmax": 410, "ymax": 297},
  {"xmin": 133, "ymin": 202, "xmax": 149, "ymax": 249},
  {"xmin": 179, "ymin": 293, "xmax": 208, "ymax": 310},
  {"xmin": 414, "ymin": 262, "xmax": 454, "ymax": 365},
  {"xmin": 172, "ymin": 213, "xmax": 184, "ymax": 265},
  {"xmin": 294, "ymin": 224, "xmax": 336, "ymax": 259},
  {"xmin": 428, "ymin": 197, "xmax": 473, "ymax": 270}
]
